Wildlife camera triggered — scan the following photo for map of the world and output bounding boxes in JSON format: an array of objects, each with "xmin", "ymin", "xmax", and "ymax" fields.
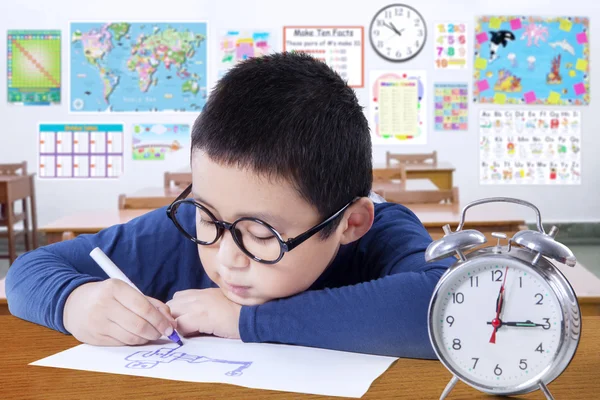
[{"xmin": 70, "ymin": 22, "xmax": 207, "ymax": 112}]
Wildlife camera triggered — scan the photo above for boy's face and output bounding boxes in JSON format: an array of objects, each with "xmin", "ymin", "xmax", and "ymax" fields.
[{"xmin": 190, "ymin": 152, "xmax": 344, "ymax": 306}]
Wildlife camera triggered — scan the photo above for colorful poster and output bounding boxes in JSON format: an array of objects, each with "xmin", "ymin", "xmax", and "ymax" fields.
[
  {"xmin": 283, "ymin": 26, "xmax": 364, "ymax": 87},
  {"xmin": 434, "ymin": 22, "xmax": 468, "ymax": 69},
  {"xmin": 7, "ymin": 30, "xmax": 61, "ymax": 105},
  {"xmin": 434, "ymin": 83, "xmax": 468, "ymax": 131},
  {"xmin": 70, "ymin": 22, "xmax": 207, "ymax": 112},
  {"xmin": 479, "ymin": 110, "xmax": 581, "ymax": 184},
  {"xmin": 369, "ymin": 70, "xmax": 427, "ymax": 145},
  {"xmin": 474, "ymin": 16, "xmax": 590, "ymax": 105},
  {"xmin": 132, "ymin": 123, "xmax": 190, "ymax": 160},
  {"xmin": 38, "ymin": 124, "xmax": 124, "ymax": 179},
  {"xmin": 218, "ymin": 30, "xmax": 275, "ymax": 78}
]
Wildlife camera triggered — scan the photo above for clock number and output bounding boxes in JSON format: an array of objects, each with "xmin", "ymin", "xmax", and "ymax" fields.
[
  {"xmin": 492, "ymin": 270, "xmax": 503, "ymax": 282},
  {"xmin": 415, "ymin": 40, "xmax": 420, "ymax": 48},
  {"xmin": 536, "ymin": 343, "xmax": 544, "ymax": 353},
  {"xmin": 448, "ymin": 24, "xmax": 454, "ymax": 33},
  {"xmin": 542, "ymin": 318, "xmax": 551, "ymax": 330},
  {"xmin": 376, "ymin": 19, "xmax": 384, "ymax": 27},
  {"xmin": 446, "ymin": 315, "xmax": 455, "ymax": 327},
  {"xmin": 373, "ymin": 29, "xmax": 380, "ymax": 37},
  {"xmin": 494, "ymin": 364, "xmax": 503, "ymax": 376},
  {"xmin": 417, "ymin": 29, "xmax": 424, "ymax": 37},
  {"xmin": 437, "ymin": 24, "xmax": 445, "ymax": 33},
  {"xmin": 448, "ymin": 47, "xmax": 455, "ymax": 56},
  {"xmin": 395, "ymin": 7, "xmax": 403, "ymax": 16},
  {"xmin": 407, "ymin": 10, "xmax": 411, "ymax": 18},
  {"xmin": 470, "ymin": 276, "xmax": 479, "ymax": 287},
  {"xmin": 471, "ymin": 358, "xmax": 479, "ymax": 369},
  {"xmin": 535, "ymin": 293, "xmax": 544, "ymax": 305},
  {"xmin": 519, "ymin": 359, "xmax": 528, "ymax": 370},
  {"xmin": 414, "ymin": 18, "xmax": 421, "ymax": 27},
  {"xmin": 377, "ymin": 40, "xmax": 384, "ymax": 48},
  {"xmin": 407, "ymin": 47, "xmax": 413, "ymax": 56},
  {"xmin": 452, "ymin": 339, "xmax": 461, "ymax": 350},
  {"xmin": 452, "ymin": 292, "xmax": 464, "ymax": 304},
  {"xmin": 385, "ymin": 10, "xmax": 392, "ymax": 18},
  {"xmin": 519, "ymin": 277, "xmax": 523, "ymax": 288}
]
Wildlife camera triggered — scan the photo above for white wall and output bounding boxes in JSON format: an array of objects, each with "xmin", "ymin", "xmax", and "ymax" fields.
[{"xmin": 0, "ymin": 0, "xmax": 598, "ymax": 226}]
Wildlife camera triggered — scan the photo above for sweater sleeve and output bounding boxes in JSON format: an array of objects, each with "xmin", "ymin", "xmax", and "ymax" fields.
[
  {"xmin": 238, "ymin": 202, "xmax": 455, "ymax": 359},
  {"xmin": 5, "ymin": 207, "xmax": 187, "ymax": 334}
]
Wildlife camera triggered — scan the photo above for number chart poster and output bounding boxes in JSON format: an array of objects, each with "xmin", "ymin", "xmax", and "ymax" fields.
[
  {"xmin": 7, "ymin": 30, "xmax": 61, "ymax": 105},
  {"xmin": 434, "ymin": 83, "xmax": 468, "ymax": 131},
  {"xmin": 218, "ymin": 30, "xmax": 275, "ymax": 78},
  {"xmin": 434, "ymin": 22, "xmax": 468, "ymax": 69},
  {"xmin": 283, "ymin": 26, "xmax": 364, "ymax": 87},
  {"xmin": 39, "ymin": 124, "xmax": 124, "ymax": 179},
  {"xmin": 70, "ymin": 22, "xmax": 208, "ymax": 112},
  {"xmin": 479, "ymin": 110, "xmax": 581, "ymax": 185},
  {"xmin": 132, "ymin": 123, "xmax": 190, "ymax": 161},
  {"xmin": 474, "ymin": 16, "xmax": 590, "ymax": 105},
  {"xmin": 369, "ymin": 70, "xmax": 427, "ymax": 145}
]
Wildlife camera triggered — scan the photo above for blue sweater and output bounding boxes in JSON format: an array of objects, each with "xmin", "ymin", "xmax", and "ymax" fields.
[{"xmin": 6, "ymin": 201, "xmax": 453, "ymax": 359}]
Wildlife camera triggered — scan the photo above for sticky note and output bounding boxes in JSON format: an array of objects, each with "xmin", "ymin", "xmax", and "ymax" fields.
[
  {"xmin": 548, "ymin": 91, "xmax": 561, "ymax": 104},
  {"xmin": 510, "ymin": 18, "xmax": 522, "ymax": 30},
  {"xmin": 477, "ymin": 79, "xmax": 490, "ymax": 92},
  {"xmin": 559, "ymin": 19, "xmax": 572, "ymax": 32},
  {"xmin": 475, "ymin": 57, "xmax": 488, "ymax": 70},
  {"xmin": 574, "ymin": 82, "xmax": 586, "ymax": 95},
  {"xmin": 576, "ymin": 59, "xmax": 588, "ymax": 71},
  {"xmin": 576, "ymin": 32, "xmax": 588, "ymax": 44},
  {"xmin": 494, "ymin": 93, "xmax": 507, "ymax": 104},
  {"xmin": 524, "ymin": 91, "xmax": 537, "ymax": 104},
  {"xmin": 489, "ymin": 17, "xmax": 502, "ymax": 29},
  {"xmin": 476, "ymin": 32, "xmax": 489, "ymax": 44}
]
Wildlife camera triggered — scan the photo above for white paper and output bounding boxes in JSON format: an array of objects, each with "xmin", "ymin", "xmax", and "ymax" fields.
[{"xmin": 30, "ymin": 336, "xmax": 397, "ymax": 398}]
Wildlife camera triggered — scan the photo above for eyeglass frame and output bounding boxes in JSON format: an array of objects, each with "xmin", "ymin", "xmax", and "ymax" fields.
[{"xmin": 166, "ymin": 184, "xmax": 359, "ymax": 264}]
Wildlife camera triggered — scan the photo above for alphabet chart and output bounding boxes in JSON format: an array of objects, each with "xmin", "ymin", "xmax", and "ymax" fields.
[
  {"xmin": 479, "ymin": 110, "xmax": 581, "ymax": 184},
  {"xmin": 434, "ymin": 22, "xmax": 468, "ymax": 69},
  {"xmin": 434, "ymin": 83, "xmax": 468, "ymax": 131}
]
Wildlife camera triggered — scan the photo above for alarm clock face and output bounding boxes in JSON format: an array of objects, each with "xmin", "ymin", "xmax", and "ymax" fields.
[
  {"xmin": 429, "ymin": 255, "xmax": 564, "ymax": 392},
  {"xmin": 369, "ymin": 4, "xmax": 427, "ymax": 62}
]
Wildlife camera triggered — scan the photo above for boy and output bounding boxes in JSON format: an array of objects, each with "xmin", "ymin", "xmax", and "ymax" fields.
[{"xmin": 6, "ymin": 52, "xmax": 453, "ymax": 358}]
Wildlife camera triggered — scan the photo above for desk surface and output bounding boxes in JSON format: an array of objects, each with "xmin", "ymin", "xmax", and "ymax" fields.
[
  {"xmin": 0, "ymin": 174, "xmax": 35, "ymax": 183},
  {"xmin": 0, "ymin": 315, "xmax": 598, "ymax": 399},
  {"xmin": 39, "ymin": 209, "xmax": 154, "ymax": 233},
  {"xmin": 373, "ymin": 162, "xmax": 455, "ymax": 172}
]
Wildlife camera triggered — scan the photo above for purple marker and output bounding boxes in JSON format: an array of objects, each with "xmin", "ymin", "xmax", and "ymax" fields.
[{"xmin": 89, "ymin": 247, "xmax": 183, "ymax": 346}]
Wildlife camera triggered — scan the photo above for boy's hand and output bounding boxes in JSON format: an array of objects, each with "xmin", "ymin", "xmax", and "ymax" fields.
[
  {"xmin": 63, "ymin": 279, "xmax": 177, "ymax": 346},
  {"xmin": 167, "ymin": 288, "xmax": 242, "ymax": 339}
]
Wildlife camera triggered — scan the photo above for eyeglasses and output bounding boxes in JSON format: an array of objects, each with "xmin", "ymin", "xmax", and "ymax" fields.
[{"xmin": 166, "ymin": 184, "xmax": 358, "ymax": 264}]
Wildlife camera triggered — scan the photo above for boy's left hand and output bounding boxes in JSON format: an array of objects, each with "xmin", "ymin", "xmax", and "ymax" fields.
[{"xmin": 166, "ymin": 288, "xmax": 242, "ymax": 339}]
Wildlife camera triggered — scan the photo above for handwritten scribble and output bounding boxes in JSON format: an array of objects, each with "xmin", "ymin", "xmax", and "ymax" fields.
[{"xmin": 124, "ymin": 347, "xmax": 253, "ymax": 376}]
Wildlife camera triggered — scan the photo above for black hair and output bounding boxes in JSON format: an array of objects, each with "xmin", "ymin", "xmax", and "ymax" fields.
[{"xmin": 191, "ymin": 51, "xmax": 372, "ymax": 238}]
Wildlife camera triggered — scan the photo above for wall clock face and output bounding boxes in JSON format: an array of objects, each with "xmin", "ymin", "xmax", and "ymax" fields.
[{"xmin": 369, "ymin": 4, "xmax": 427, "ymax": 62}]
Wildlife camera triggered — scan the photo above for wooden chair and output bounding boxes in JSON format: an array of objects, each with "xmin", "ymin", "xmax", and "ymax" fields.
[
  {"xmin": 0, "ymin": 277, "xmax": 8, "ymax": 316},
  {"xmin": 118, "ymin": 194, "xmax": 173, "ymax": 210},
  {"xmin": 372, "ymin": 166, "xmax": 407, "ymax": 196},
  {"xmin": 164, "ymin": 172, "xmax": 192, "ymax": 190},
  {"xmin": 386, "ymin": 151, "xmax": 438, "ymax": 166},
  {"xmin": 385, "ymin": 187, "xmax": 460, "ymax": 212},
  {"xmin": 0, "ymin": 161, "xmax": 38, "ymax": 264}
]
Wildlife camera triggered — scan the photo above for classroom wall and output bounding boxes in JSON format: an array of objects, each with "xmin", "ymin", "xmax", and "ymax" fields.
[{"xmin": 0, "ymin": 0, "xmax": 598, "ymax": 227}]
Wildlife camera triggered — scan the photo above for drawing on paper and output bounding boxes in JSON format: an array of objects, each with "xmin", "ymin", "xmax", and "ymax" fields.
[
  {"xmin": 474, "ymin": 16, "xmax": 589, "ymax": 105},
  {"xmin": 125, "ymin": 347, "xmax": 253, "ymax": 376}
]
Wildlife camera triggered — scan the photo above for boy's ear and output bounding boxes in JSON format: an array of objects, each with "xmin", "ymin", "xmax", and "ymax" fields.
[{"xmin": 339, "ymin": 197, "xmax": 375, "ymax": 245}]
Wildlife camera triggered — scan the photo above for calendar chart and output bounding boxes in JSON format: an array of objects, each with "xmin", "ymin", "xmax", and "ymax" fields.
[{"xmin": 39, "ymin": 124, "xmax": 124, "ymax": 179}]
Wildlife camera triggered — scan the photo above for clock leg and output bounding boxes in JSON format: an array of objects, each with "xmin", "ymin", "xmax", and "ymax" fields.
[
  {"xmin": 439, "ymin": 375, "xmax": 459, "ymax": 400},
  {"xmin": 539, "ymin": 381, "xmax": 555, "ymax": 400}
]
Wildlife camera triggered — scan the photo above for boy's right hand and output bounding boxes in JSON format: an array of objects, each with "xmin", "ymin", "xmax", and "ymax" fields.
[{"xmin": 63, "ymin": 279, "xmax": 177, "ymax": 346}]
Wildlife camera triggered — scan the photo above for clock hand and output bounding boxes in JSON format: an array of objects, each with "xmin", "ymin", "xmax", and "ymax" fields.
[
  {"xmin": 486, "ymin": 320, "xmax": 545, "ymax": 327},
  {"xmin": 389, "ymin": 22, "xmax": 403, "ymax": 36},
  {"xmin": 489, "ymin": 267, "xmax": 508, "ymax": 344}
]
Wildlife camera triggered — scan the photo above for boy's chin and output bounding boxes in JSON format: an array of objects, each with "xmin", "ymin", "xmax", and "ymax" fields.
[{"xmin": 220, "ymin": 287, "xmax": 270, "ymax": 306}]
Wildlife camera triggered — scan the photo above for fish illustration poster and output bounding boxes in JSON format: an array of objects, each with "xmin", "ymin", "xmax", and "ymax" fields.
[{"xmin": 473, "ymin": 16, "xmax": 590, "ymax": 105}]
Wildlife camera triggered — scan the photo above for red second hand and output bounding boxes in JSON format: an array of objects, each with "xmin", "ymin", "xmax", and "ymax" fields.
[{"xmin": 489, "ymin": 267, "xmax": 509, "ymax": 344}]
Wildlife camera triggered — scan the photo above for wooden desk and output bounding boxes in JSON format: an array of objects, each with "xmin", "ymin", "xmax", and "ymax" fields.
[
  {"xmin": 0, "ymin": 315, "xmax": 598, "ymax": 399},
  {"xmin": 39, "ymin": 209, "xmax": 154, "ymax": 245},
  {"xmin": 0, "ymin": 174, "xmax": 38, "ymax": 261},
  {"xmin": 373, "ymin": 162, "xmax": 455, "ymax": 190}
]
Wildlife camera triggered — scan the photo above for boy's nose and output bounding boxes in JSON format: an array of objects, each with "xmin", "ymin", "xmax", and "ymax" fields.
[{"xmin": 216, "ymin": 229, "xmax": 250, "ymax": 269}]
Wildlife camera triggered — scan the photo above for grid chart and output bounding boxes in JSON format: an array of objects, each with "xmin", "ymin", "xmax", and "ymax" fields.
[
  {"xmin": 8, "ymin": 30, "xmax": 61, "ymax": 105},
  {"xmin": 39, "ymin": 124, "xmax": 124, "ymax": 179},
  {"xmin": 434, "ymin": 83, "xmax": 468, "ymax": 131}
]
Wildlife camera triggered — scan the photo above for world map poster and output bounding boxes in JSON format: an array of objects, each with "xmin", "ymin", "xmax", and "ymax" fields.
[{"xmin": 70, "ymin": 22, "xmax": 207, "ymax": 112}]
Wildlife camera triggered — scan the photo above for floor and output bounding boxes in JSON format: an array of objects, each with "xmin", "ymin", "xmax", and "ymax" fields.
[{"xmin": 1, "ymin": 246, "xmax": 599, "ymax": 281}]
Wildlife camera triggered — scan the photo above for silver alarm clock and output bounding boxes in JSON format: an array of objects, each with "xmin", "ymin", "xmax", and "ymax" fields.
[{"xmin": 425, "ymin": 197, "xmax": 580, "ymax": 400}]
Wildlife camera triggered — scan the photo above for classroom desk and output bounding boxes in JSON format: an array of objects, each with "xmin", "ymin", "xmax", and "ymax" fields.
[
  {"xmin": 0, "ymin": 315, "xmax": 598, "ymax": 399},
  {"xmin": 372, "ymin": 162, "xmax": 456, "ymax": 190}
]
